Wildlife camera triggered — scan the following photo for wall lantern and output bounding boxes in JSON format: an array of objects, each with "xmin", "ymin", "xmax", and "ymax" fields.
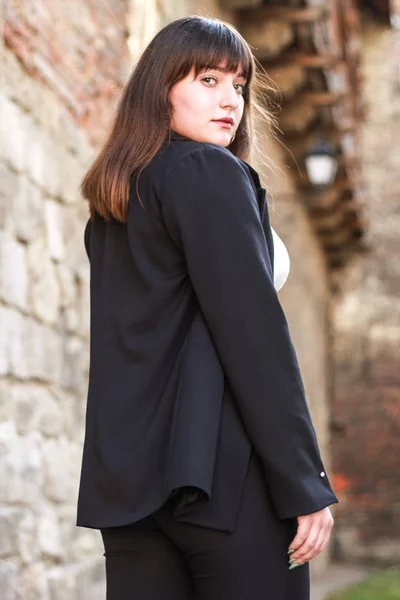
[{"xmin": 304, "ymin": 139, "xmax": 338, "ymax": 187}]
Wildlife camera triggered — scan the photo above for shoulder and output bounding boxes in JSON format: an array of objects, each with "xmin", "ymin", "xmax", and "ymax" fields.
[{"xmin": 146, "ymin": 140, "xmax": 251, "ymax": 190}]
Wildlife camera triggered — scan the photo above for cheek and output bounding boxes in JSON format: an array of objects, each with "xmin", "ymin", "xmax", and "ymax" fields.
[
  {"xmin": 172, "ymin": 89, "xmax": 199, "ymax": 116},
  {"xmin": 236, "ymin": 99, "xmax": 245, "ymax": 119}
]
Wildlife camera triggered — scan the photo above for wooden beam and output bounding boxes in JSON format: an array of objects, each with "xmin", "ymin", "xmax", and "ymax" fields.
[
  {"xmin": 219, "ymin": 0, "xmax": 259, "ymax": 10},
  {"xmin": 334, "ymin": 178, "xmax": 358, "ymax": 192},
  {"xmin": 279, "ymin": 99, "xmax": 317, "ymax": 135},
  {"xmin": 311, "ymin": 207, "xmax": 347, "ymax": 231},
  {"xmin": 273, "ymin": 53, "xmax": 343, "ymax": 68},
  {"xmin": 302, "ymin": 91, "xmax": 347, "ymax": 106},
  {"xmin": 237, "ymin": 5, "xmax": 328, "ymax": 24},
  {"xmin": 326, "ymin": 242, "xmax": 366, "ymax": 269},
  {"xmin": 240, "ymin": 19, "xmax": 294, "ymax": 61},
  {"xmin": 267, "ymin": 64, "xmax": 306, "ymax": 99},
  {"xmin": 318, "ymin": 227, "xmax": 354, "ymax": 248},
  {"xmin": 261, "ymin": 52, "xmax": 343, "ymax": 71},
  {"xmin": 282, "ymin": 123, "xmax": 356, "ymax": 142},
  {"xmin": 301, "ymin": 187, "xmax": 341, "ymax": 211}
]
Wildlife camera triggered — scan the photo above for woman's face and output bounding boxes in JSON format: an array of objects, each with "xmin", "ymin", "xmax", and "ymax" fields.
[{"xmin": 169, "ymin": 63, "xmax": 246, "ymax": 147}]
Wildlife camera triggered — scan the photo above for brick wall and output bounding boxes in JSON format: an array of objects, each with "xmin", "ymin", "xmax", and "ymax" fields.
[{"xmin": 331, "ymin": 11, "xmax": 400, "ymax": 565}]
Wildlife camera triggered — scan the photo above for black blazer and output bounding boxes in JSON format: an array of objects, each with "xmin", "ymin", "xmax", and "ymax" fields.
[{"xmin": 76, "ymin": 132, "xmax": 338, "ymax": 531}]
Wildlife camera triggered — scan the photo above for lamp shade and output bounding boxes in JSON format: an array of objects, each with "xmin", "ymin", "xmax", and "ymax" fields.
[{"xmin": 304, "ymin": 140, "xmax": 338, "ymax": 186}]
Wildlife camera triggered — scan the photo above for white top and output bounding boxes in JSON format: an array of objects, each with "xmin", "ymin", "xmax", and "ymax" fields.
[{"xmin": 271, "ymin": 227, "xmax": 290, "ymax": 291}]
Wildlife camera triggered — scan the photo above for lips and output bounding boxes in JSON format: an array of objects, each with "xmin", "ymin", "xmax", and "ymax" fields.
[{"xmin": 213, "ymin": 117, "xmax": 234, "ymax": 126}]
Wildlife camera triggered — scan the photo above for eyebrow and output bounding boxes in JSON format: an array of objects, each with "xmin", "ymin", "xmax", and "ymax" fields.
[{"xmin": 205, "ymin": 66, "xmax": 247, "ymax": 79}]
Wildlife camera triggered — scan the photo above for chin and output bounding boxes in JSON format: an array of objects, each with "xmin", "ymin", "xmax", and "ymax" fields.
[{"xmin": 206, "ymin": 133, "xmax": 231, "ymax": 147}]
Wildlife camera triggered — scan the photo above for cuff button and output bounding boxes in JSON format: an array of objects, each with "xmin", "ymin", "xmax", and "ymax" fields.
[{"xmin": 320, "ymin": 471, "xmax": 325, "ymax": 477}]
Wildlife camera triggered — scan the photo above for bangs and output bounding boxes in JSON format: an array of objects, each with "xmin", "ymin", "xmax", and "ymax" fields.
[{"xmin": 173, "ymin": 18, "xmax": 253, "ymax": 83}]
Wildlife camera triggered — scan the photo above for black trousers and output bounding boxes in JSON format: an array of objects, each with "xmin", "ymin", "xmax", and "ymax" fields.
[{"xmin": 100, "ymin": 452, "xmax": 310, "ymax": 600}]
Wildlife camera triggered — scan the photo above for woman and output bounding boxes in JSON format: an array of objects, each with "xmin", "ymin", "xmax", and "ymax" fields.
[{"xmin": 77, "ymin": 15, "xmax": 338, "ymax": 600}]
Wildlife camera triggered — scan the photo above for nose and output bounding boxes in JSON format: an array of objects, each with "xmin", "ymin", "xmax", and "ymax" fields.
[{"xmin": 219, "ymin": 82, "xmax": 240, "ymax": 110}]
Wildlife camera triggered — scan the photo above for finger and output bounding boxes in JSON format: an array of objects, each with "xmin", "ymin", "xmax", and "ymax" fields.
[
  {"xmin": 288, "ymin": 519, "xmax": 312, "ymax": 557},
  {"xmin": 299, "ymin": 517, "xmax": 333, "ymax": 563},
  {"xmin": 291, "ymin": 521, "xmax": 321, "ymax": 563},
  {"xmin": 313, "ymin": 523, "xmax": 333, "ymax": 557},
  {"xmin": 300, "ymin": 524, "xmax": 328, "ymax": 563}
]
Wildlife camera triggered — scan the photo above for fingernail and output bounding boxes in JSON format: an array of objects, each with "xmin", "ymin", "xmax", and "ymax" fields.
[
  {"xmin": 288, "ymin": 558, "xmax": 296, "ymax": 564},
  {"xmin": 288, "ymin": 562, "xmax": 305, "ymax": 570},
  {"xmin": 287, "ymin": 549, "xmax": 295, "ymax": 554}
]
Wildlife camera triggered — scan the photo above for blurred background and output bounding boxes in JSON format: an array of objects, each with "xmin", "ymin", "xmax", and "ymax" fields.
[{"xmin": 0, "ymin": 1, "xmax": 399, "ymax": 598}]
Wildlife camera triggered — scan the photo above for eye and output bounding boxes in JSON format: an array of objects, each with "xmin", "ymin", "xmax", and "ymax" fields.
[
  {"xmin": 234, "ymin": 83, "xmax": 246, "ymax": 95},
  {"xmin": 201, "ymin": 76, "xmax": 218, "ymax": 86}
]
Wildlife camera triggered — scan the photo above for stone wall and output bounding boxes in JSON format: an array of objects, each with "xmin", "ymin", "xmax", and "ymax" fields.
[
  {"xmin": 0, "ymin": 0, "xmax": 336, "ymax": 596},
  {"xmin": 0, "ymin": 0, "xmax": 129, "ymax": 597},
  {"xmin": 331, "ymin": 11, "xmax": 400, "ymax": 565}
]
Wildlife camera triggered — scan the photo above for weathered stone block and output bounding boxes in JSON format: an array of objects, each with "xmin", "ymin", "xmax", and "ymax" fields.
[
  {"xmin": 21, "ymin": 562, "xmax": 50, "ymax": 600},
  {"xmin": 0, "ymin": 306, "xmax": 29, "ymax": 379},
  {"xmin": 56, "ymin": 264, "xmax": 79, "ymax": 333},
  {"xmin": 0, "ymin": 94, "xmax": 27, "ymax": 173},
  {"xmin": 77, "ymin": 275, "xmax": 90, "ymax": 338},
  {"xmin": 0, "ymin": 162, "xmax": 19, "ymax": 231},
  {"xmin": 0, "ymin": 422, "xmax": 43, "ymax": 505},
  {"xmin": 58, "ymin": 152, "xmax": 85, "ymax": 205},
  {"xmin": 8, "ymin": 315, "xmax": 64, "ymax": 384},
  {"xmin": 45, "ymin": 199, "xmax": 65, "ymax": 262},
  {"xmin": 1, "ymin": 383, "xmax": 64, "ymax": 437},
  {"xmin": 42, "ymin": 437, "xmax": 81, "ymax": 503},
  {"xmin": 76, "ymin": 559, "xmax": 106, "ymax": 600},
  {"xmin": 18, "ymin": 510, "xmax": 40, "ymax": 565},
  {"xmin": 27, "ymin": 238, "xmax": 61, "ymax": 325},
  {"xmin": 47, "ymin": 565, "xmax": 79, "ymax": 600},
  {"xmin": 62, "ymin": 204, "xmax": 90, "ymax": 276},
  {"xmin": 61, "ymin": 336, "xmax": 86, "ymax": 392},
  {"xmin": 24, "ymin": 119, "xmax": 50, "ymax": 194},
  {"xmin": 0, "ymin": 507, "xmax": 21, "ymax": 557},
  {"xmin": 13, "ymin": 176, "xmax": 45, "ymax": 244},
  {"xmin": 38, "ymin": 505, "xmax": 62, "ymax": 560},
  {"xmin": 0, "ymin": 231, "xmax": 29, "ymax": 311},
  {"xmin": 53, "ymin": 388, "xmax": 82, "ymax": 441},
  {"xmin": 58, "ymin": 505, "xmax": 102, "ymax": 563},
  {"xmin": 0, "ymin": 559, "xmax": 19, "ymax": 600}
]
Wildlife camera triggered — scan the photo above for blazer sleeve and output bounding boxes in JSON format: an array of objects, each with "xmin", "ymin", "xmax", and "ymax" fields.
[{"xmin": 161, "ymin": 145, "xmax": 338, "ymax": 520}]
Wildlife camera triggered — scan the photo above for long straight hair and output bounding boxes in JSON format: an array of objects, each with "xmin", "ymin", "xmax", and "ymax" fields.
[{"xmin": 81, "ymin": 16, "xmax": 275, "ymax": 222}]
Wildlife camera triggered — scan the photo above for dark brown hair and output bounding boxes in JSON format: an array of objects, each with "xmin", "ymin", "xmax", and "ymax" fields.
[{"xmin": 81, "ymin": 16, "xmax": 274, "ymax": 222}]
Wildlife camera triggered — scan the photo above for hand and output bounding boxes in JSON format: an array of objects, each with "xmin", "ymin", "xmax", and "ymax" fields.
[{"xmin": 287, "ymin": 507, "xmax": 334, "ymax": 568}]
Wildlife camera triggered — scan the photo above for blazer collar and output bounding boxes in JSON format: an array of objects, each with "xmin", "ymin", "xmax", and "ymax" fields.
[{"xmin": 170, "ymin": 131, "xmax": 192, "ymax": 142}]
